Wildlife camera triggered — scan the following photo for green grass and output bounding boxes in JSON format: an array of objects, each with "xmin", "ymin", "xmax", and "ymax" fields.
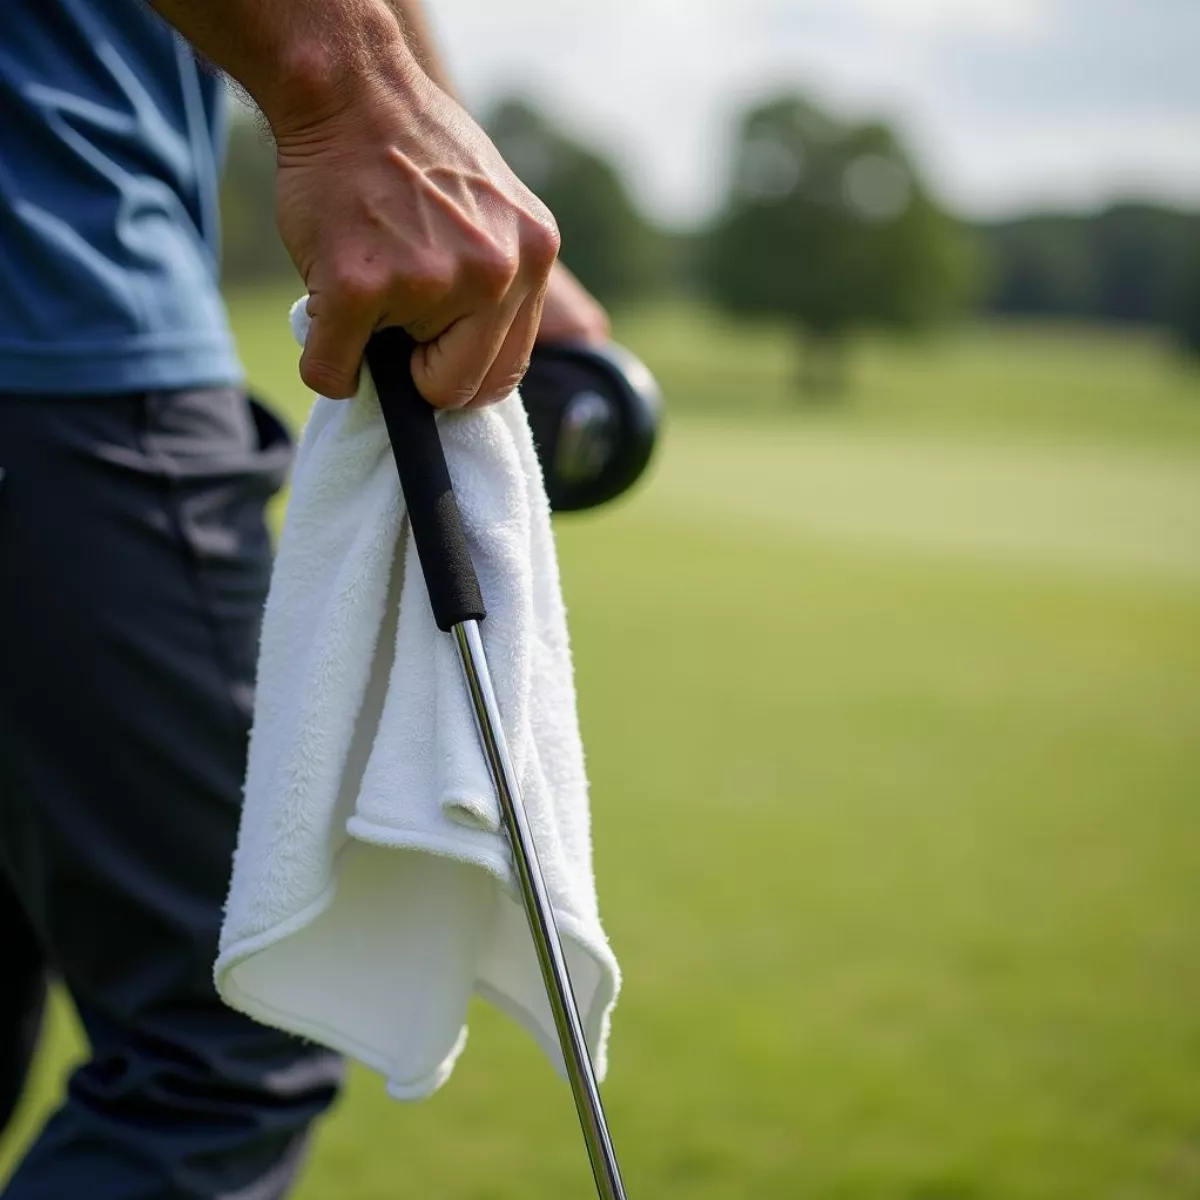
[
  {"xmin": 4, "ymin": 298, "xmax": 1199, "ymax": 1198},
  {"xmin": 613, "ymin": 303, "xmax": 1200, "ymax": 445}
]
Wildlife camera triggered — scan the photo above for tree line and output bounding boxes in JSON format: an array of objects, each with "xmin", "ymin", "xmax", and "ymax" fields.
[
  {"xmin": 979, "ymin": 206, "xmax": 1200, "ymax": 333},
  {"xmin": 222, "ymin": 92, "xmax": 1200, "ymax": 389}
]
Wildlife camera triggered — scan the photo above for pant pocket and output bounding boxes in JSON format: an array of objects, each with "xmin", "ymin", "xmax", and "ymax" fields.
[{"xmin": 139, "ymin": 389, "xmax": 296, "ymax": 719}]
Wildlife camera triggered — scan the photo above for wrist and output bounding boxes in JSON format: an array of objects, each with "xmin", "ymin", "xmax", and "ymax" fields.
[{"xmin": 250, "ymin": 3, "xmax": 419, "ymax": 140}]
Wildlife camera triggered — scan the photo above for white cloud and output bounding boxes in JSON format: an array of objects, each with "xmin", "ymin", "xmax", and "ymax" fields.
[
  {"xmin": 428, "ymin": 0, "xmax": 1199, "ymax": 223},
  {"xmin": 929, "ymin": 113, "xmax": 1200, "ymax": 214},
  {"xmin": 854, "ymin": 0, "xmax": 1053, "ymax": 39}
]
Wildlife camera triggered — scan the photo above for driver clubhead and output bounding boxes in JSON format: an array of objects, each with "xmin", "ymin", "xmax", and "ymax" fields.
[{"xmin": 521, "ymin": 341, "xmax": 662, "ymax": 513}]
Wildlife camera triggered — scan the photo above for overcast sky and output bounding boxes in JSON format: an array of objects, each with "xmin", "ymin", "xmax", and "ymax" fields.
[{"xmin": 427, "ymin": 0, "xmax": 1200, "ymax": 225}]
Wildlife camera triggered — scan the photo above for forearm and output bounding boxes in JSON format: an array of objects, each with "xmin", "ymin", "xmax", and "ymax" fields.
[
  {"xmin": 151, "ymin": 0, "xmax": 419, "ymax": 133},
  {"xmin": 154, "ymin": 0, "xmax": 572, "ymax": 405}
]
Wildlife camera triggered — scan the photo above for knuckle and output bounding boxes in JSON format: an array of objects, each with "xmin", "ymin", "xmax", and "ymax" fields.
[
  {"xmin": 404, "ymin": 252, "xmax": 455, "ymax": 304},
  {"xmin": 525, "ymin": 217, "xmax": 561, "ymax": 269},
  {"xmin": 472, "ymin": 243, "xmax": 520, "ymax": 294},
  {"xmin": 325, "ymin": 266, "xmax": 381, "ymax": 311}
]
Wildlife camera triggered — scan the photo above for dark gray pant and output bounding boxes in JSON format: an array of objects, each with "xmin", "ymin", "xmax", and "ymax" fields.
[{"xmin": 0, "ymin": 389, "xmax": 342, "ymax": 1198}]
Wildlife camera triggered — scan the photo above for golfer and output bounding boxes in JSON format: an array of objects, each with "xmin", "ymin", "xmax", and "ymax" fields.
[{"xmin": 0, "ymin": 0, "xmax": 607, "ymax": 1194}]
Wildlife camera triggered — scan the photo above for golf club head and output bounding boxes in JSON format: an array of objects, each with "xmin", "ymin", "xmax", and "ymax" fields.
[{"xmin": 522, "ymin": 341, "xmax": 662, "ymax": 513}]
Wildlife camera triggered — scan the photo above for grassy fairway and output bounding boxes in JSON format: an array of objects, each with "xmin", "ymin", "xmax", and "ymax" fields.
[{"xmin": 3, "ymin": 298, "xmax": 1199, "ymax": 1198}]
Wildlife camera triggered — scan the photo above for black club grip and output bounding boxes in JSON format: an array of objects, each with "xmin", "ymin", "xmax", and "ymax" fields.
[{"xmin": 364, "ymin": 328, "xmax": 486, "ymax": 632}]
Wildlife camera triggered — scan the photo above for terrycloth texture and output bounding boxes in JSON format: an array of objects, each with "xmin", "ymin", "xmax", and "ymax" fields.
[{"xmin": 214, "ymin": 302, "xmax": 619, "ymax": 1099}]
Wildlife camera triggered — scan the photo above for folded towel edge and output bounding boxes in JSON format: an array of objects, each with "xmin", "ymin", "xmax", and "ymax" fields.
[
  {"xmin": 342, "ymin": 821, "xmax": 623, "ymax": 1075},
  {"xmin": 215, "ymin": 880, "xmax": 463, "ymax": 1098},
  {"xmin": 215, "ymin": 837, "xmax": 620, "ymax": 1091},
  {"xmin": 345, "ymin": 816, "xmax": 512, "ymax": 878}
]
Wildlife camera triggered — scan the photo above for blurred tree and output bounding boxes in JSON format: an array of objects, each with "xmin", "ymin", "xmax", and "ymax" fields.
[
  {"xmin": 703, "ymin": 94, "xmax": 975, "ymax": 396},
  {"xmin": 219, "ymin": 110, "xmax": 294, "ymax": 284},
  {"xmin": 1173, "ymin": 250, "xmax": 1200, "ymax": 362},
  {"xmin": 486, "ymin": 96, "xmax": 663, "ymax": 307}
]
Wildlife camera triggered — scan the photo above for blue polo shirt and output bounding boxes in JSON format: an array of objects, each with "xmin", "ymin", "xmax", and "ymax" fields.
[{"xmin": 0, "ymin": 0, "xmax": 242, "ymax": 395}]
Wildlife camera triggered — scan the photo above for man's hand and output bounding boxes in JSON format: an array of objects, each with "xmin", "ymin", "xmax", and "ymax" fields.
[
  {"xmin": 273, "ymin": 65, "xmax": 560, "ymax": 406},
  {"xmin": 152, "ymin": 0, "xmax": 559, "ymax": 407},
  {"xmin": 372, "ymin": 4, "xmax": 613, "ymax": 353},
  {"xmin": 537, "ymin": 263, "xmax": 611, "ymax": 347}
]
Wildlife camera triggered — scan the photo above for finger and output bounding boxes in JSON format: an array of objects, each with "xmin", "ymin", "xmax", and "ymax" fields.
[
  {"xmin": 535, "ymin": 267, "xmax": 610, "ymax": 347},
  {"xmin": 535, "ymin": 302, "xmax": 609, "ymax": 347},
  {"xmin": 410, "ymin": 299, "xmax": 521, "ymax": 411},
  {"xmin": 468, "ymin": 288, "xmax": 545, "ymax": 410},
  {"xmin": 300, "ymin": 290, "xmax": 377, "ymax": 399}
]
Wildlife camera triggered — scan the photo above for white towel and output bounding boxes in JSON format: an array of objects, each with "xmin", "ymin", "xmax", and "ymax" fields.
[{"xmin": 214, "ymin": 302, "xmax": 619, "ymax": 1099}]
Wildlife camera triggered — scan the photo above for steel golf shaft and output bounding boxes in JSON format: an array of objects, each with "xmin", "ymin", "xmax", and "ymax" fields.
[
  {"xmin": 366, "ymin": 327, "xmax": 629, "ymax": 1200},
  {"xmin": 452, "ymin": 619, "xmax": 628, "ymax": 1200}
]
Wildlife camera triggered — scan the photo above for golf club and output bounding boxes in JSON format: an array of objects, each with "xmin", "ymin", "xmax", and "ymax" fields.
[
  {"xmin": 364, "ymin": 328, "xmax": 630, "ymax": 1200},
  {"xmin": 521, "ymin": 341, "xmax": 661, "ymax": 513}
]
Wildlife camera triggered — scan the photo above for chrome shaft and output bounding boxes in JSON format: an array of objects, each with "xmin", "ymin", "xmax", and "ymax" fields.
[{"xmin": 452, "ymin": 619, "xmax": 628, "ymax": 1200}]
